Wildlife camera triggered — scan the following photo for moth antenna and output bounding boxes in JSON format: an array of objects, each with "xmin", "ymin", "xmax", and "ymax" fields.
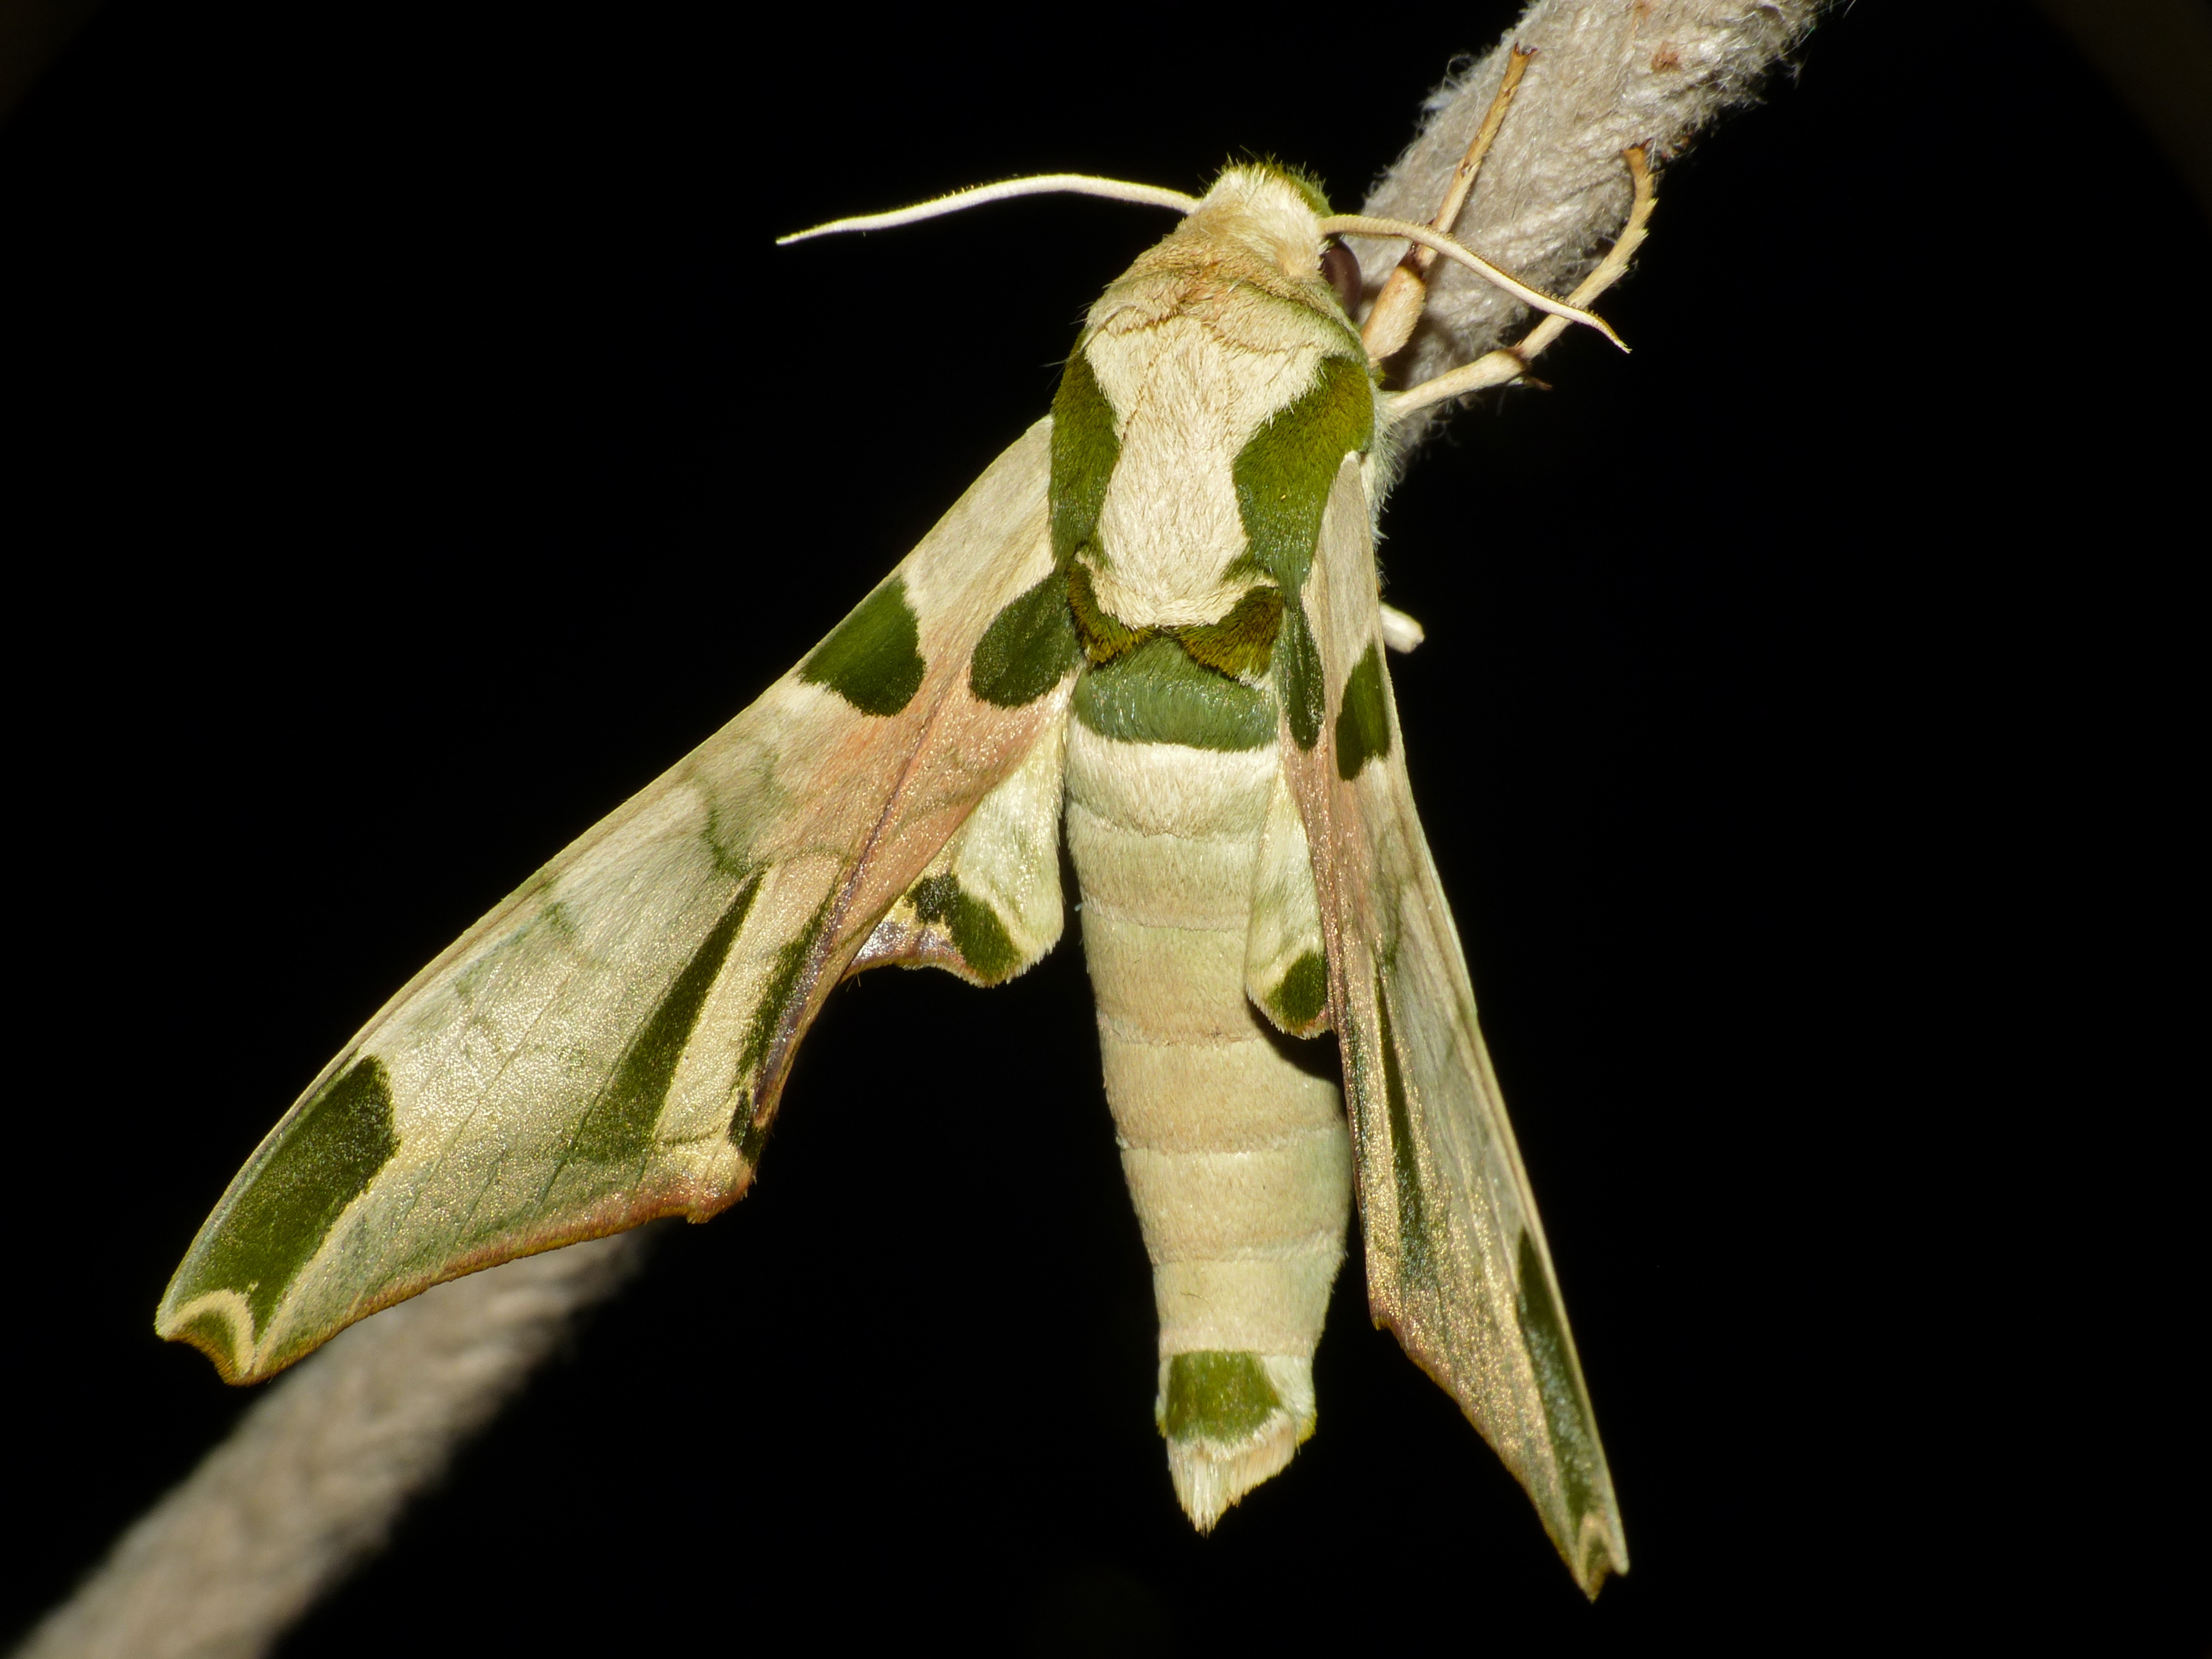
[
  {"xmin": 779, "ymin": 174, "xmax": 1202, "ymax": 244},
  {"xmin": 1320, "ymin": 213, "xmax": 1629, "ymax": 352}
]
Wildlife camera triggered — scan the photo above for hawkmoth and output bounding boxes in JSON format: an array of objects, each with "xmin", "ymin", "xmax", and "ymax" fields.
[{"xmin": 155, "ymin": 125, "xmax": 1646, "ymax": 1595}]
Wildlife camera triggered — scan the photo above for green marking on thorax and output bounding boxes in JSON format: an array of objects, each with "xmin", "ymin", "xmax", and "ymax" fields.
[
  {"xmin": 1071, "ymin": 559, "xmax": 1282, "ymax": 687},
  {"xmin": 968, "ymin": 346, "xmax": 1126, "ymax": 709},
  {"xmin": 1514, "ymin": 1228, "xmax": 1603, "ymax": 1530},
  {"xmin": 1374, "ymin": 980, "xmax": 1434, "ymax": 1289},
  {"xmin": 1227, "ymin": 352, "xmax": 1369, "ymax": 754},
  {"xmin": 733, "ymin": 890, "xmax": 835, "ymax": 1144},
  {"xmin": 1073, "ymin": 637, "xmax": 1276, "ymax": 752},
  {"xmin": 1334, "ymin": 641, "xmax": 1392, "ymax": 780},
  {"xmin": 910, "ymin": 873, "xmax": 1019, "ymax": 982},
  {"xmin": 1267, "ymin": 950, "xmax": 1329, "ymax": 1031},
  {"xmin": 971, "ymin": 573, "xmax": 1082, "ymax": 707},
  {"xmin": 1066, "ymin": 562, "xmax": 1145, "ymax": 665},
  {"xmin": 568, "ymin": 873, "xmax": 760, "ymax": 1167},
  {"xmin": 1231, "ymin": 353, "xmax": 1374, "ymax": 598},
  {"xmin": 800, "ymin": 576, "xmax": 927, "ymax": 717},
  {"xmin": 1179, "ymin": 585, "xmax": 1284, "ymax": 681},
  {"xmin": 187, "ymin": 1055, "xmax": 401, "ymax": 1332},
  {"xmin": 1050, "ymin": 351, "xmax": 1120, "ymax": 568},
  {"xmin": 1162, "ymin": 1351, "xmax": 1281, "ymax": 1443}
]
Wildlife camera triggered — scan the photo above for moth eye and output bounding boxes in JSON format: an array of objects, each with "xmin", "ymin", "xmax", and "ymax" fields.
[{"xmin": 1320, "ymin": 241, "xmax": 1363, "ymax": 317}]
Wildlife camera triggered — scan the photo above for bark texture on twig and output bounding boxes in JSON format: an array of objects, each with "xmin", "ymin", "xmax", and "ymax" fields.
[
  {"xmin": 1354, "ymin": 0, "xmax": 1822, "ymax": 462},
  {"xmin": 16, "ymin": 1237, "xmax": 642, "ymax": 1659}
]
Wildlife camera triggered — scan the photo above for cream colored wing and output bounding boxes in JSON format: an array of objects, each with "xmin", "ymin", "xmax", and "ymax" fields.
[
  {"xmin": 160, "ymin": 418, "xmax": 1081, "ymax": 1384},
  {"xmin": 1280, "ymin": 457, "xmax": 1629, "ymax": 1595}
]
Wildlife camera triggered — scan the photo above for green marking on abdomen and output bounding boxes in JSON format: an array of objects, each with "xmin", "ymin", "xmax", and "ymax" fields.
[
  {"xmin": 1072, "ymin": 637, "xmax": 1276, "ymax": 751},
  {"xmin": 1162, "ymin": 1351, "xmax": 1282, "ymax": 1443}
]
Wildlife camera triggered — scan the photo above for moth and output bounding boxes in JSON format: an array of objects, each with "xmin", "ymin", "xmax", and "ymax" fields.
[{"xmin": 156, "ymin": 134, "xmax": 1650, "ymax": 1594}]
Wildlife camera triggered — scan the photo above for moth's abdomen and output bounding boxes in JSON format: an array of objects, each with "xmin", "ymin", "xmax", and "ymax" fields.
[{"xmin": 1064, "ymin": 716, "xmax": 1350, "ymax": 1530}]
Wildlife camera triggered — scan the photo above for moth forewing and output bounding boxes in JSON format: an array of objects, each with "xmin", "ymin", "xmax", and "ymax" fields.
[
  {"xmin": 157, "ymin": 420, "xmax": 1076, "ymax": 1384},
  {"xmin": 1282, "ymin": 457, "xmax": 1628, "ymax": 1593},
  {"xmin": 1243, "ymin": 766, "xmax": 1332, "ymax": 1037}
]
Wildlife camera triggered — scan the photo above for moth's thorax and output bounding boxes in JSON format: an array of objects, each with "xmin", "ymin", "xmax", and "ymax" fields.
[{"xmin": 1072, "ymin": 168, "xmax": 1368, "ymax": 632}]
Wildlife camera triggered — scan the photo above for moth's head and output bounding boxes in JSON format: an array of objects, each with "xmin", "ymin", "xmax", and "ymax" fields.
[
  {"xmin": 1177, "ymin": 164, "xmax": 1365, "ymax": 320},
  {"xmin": 1182, "ymin": 165, "xmax": 1326, "ymax": 271}
]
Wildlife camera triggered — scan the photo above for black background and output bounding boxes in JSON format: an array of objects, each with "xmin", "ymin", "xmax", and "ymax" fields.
[{"xmin": 4, "ymin": 3, "xmax": 2204, "ymax": 1653}]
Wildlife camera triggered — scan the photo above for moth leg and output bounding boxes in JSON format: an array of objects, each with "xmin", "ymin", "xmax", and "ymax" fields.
[
  {"xmin": 1361, "ymin": 45, "xmax": 1536, "ymax": 363},
  {"xmin": 1389, "ymin": 148, "xmax": 1656, "ymax": 420},
  {"xmin": 1378, "ymin": 603, "xmax": 1425, "ymax": 653}
]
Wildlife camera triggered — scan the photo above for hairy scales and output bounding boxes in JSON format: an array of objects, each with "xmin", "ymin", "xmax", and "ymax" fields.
[
  {"xmin": 1065, "ymin": 722, "xmax": 1349, "ymax": 1532},
  {"xmin": 1050, "ymin": 166, "xmax": 1379, "ymax": 1530}
]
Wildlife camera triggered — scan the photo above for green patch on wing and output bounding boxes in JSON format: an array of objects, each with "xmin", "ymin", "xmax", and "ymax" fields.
[
  {"xmin": 1276, "ymin": 598, "xmax": 1325, "ymax": 751},
  {"xmin": 1266, "ymin": 950, "xmax": 1329, "ymax": 1030},
  {"xmin": 1073, "ymin": 637, "xmax": 1276, "ymax": 752},
  {"xmin": 187, "ymin": 1056, "xmax": 400, "ymax": 1332},
  {"xmin": 1515, "ymin": 1228, "xmax": 1604, "ymax": 1536},
  {"xmin": 701, "ymin": 801, "xmax": 754, "ymax": 883},
  {"xmin": 170, "ymin": 1310, "xmax": 242, "ymax": 1376},
  {"xmin": 567, "ymin": 874, "xmax": 760, "ymax": 1167},
  {"xmin": 909, "ymin": 873, "xmax": 1018, "ymax": 982},
  {"xmin": 732, "ymin": 891, "xmax": 835, "ymax": 1154},
  {"xmin": 1050, "ymin": 350, "xmax": 1120, "ymax": 567},
  {"xmin": 1333, "ymin": 642, "xmax": 1391, "ymax": 779},
  {"xmin": 801, "ymin": 576, "xmax": 927, "ymax": 717},
  {"xmin": 1230, "ymin": 352, "xmax": 1373, "ymax": 595},
  {"xmin": 972, "ymin": 573, "xmax": 1082, "ymax": 708},
  {"xmin": 1162, "ymin": 1351, "xmax": 1282, "ymax": 1442},
  {"xmin": 1375, "ymin": 982, "xmax": 1434, "ymax": 1292}
]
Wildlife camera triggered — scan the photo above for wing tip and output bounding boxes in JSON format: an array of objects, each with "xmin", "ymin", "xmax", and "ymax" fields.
[
  {"xmin": 154, "ymin": 1296, "xmax": 256, "ymax": 1385},
  {"xmin": 1568, "ymin": 1512, "xmax": 1631, "ymax": 1599},
  {"xmin": 154, "ymin": 1186, "xmax": 711, "ymax": 1387}
]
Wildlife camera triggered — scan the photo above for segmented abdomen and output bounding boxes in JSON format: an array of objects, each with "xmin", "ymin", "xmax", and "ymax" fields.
[{"xmin": 1063, "ymin": 719, "xmax": 1350, "ymax": 1529}]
